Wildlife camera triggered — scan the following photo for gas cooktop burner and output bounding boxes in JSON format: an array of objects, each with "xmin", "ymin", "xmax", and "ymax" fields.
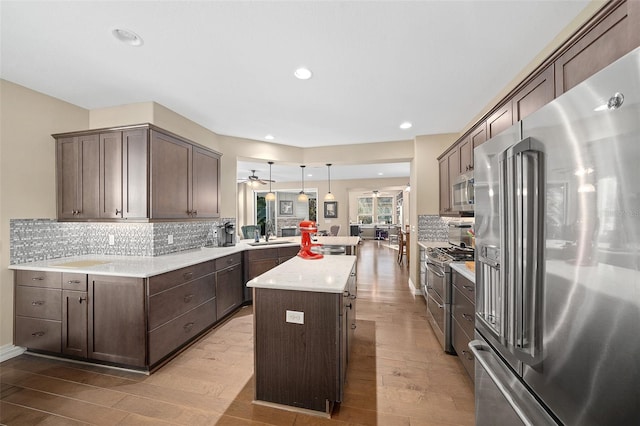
[{"xmin": 428, "ymin": 245, "xmax": 475, "ymax": 263}]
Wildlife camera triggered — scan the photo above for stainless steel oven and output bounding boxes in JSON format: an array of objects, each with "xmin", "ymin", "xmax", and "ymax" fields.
[{"xmin": 424, "ymin": 245, "xmax": 474, "ymax": 354}]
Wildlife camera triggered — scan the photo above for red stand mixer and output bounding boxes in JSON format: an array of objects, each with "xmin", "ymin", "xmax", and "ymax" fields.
[{"xmin": 298, "ymin": 220, "xmax": 323, "ymax": 260}]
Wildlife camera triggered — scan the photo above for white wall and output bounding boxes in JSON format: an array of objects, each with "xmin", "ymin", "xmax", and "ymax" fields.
[{"xmin": 0, "ymin": 80, "xmax": 89, "ymax": 350}]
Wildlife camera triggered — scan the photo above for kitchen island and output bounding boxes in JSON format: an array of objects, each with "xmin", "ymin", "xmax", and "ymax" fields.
[{"xmin": 248, "ymin": 255, "xmax": 357, "ymax": 416}]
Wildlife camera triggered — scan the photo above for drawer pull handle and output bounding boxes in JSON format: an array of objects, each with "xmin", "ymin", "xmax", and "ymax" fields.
[
  {"xmin": 31, "ymin": 300, "xmax": 45, "ymax": 306},
  {"xmin": 183, "ymin": 272, "xmax": 193, "ymax": 280},
  {"xmin": 184, "ymin": 322, "xmax": 195, "ymax": 332},
  {"xmin": 78, "ymin": 296, "xmax": 87, "ymax": 304},
  {"xmin": 462, "ymin": 350, "xmax": 473, "ymax": 360},
  {"xmin": 227, "ymin": 266, "xmax": 235, "ymax": 272},
  {"xmin": 345, "ymin": 303, "xmax": 353, "ymax": 310},
  {"xmin": 351, "ymin": 324, "xmax": 357, "ymax": 330},
  {"xmin": 463, "ymin": 285, "xmax": 474, "ymax": 292},
  {"xmin": 183, "ymin": 294, "xmax": 194, "ymax": 303},
  {"xmin": 31, "ymin": 331, "xmax": 45, "ymax": 337},
  {"xmin": 67, "ymin": 280, "xmax": 81, "ymax": 284},
  {"xmin": 115, "ymin": 209, "xmax": 121, "ymax": 216},
  {"xmin": 343, "ymin": 290, "xmax": 350, "ymax": 297},
  {"xmin": 227, "ymin": 258, "xmax": 234, "ymax": 264},
  {"xmin": 462, "ymin": 313, "xmax": 474, "ymax": 322},
  {"xmin": 349, "ymin": 294, "xmax": 357, "ymax": 300},
  {"xmin": 31, "ymin": 277, "xmax": 45, "ymax": 281}
]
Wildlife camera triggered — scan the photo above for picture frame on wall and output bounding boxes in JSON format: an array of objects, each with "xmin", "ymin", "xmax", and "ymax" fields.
[
  {"xmin": 324, "ymin": 201, "xmax": 338, "ymax": 218},
  {"xmin": 279, "ymin": 200, "xmax": 294, "ymax": 215}
]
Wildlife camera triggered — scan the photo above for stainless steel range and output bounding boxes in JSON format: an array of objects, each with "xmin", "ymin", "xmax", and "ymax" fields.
[{"xmin": 424, "ymin": 244, "xmax": 474, "ymax": 354}]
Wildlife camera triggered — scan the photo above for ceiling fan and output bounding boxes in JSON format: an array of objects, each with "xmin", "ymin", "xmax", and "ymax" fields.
[{"xmin": 238, "ymin": 170, "xmax": 275, "ymax": 186}]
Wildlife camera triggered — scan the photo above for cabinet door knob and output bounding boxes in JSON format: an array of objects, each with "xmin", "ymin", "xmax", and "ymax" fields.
[
  {"xmin": 183, "ymin": 272, "xmax": 193, "ymax": 280},
  {"xmin": 183, "ymin": 294, "xmax": 194, "ymax": 303},
  {"xmin": 115, "ymin": 209, "xmax": 122, "ymax": 216},
  {"xmin": 78, "ymin": 296, "xmax": 87, "ymax": 304},
  {"xmin": 183, "ymin": 322, "xmax": 195, "ymax": 332},
  {"xmin": 192, "ymin": 210, "xmax": 198, "ymax": 216},
  {"xmin": 350, "ymin": 324, "xmax": 357, "ymax": 330}
]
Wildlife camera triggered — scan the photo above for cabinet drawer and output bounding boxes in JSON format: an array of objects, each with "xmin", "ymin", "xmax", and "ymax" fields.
[
  {"xmin": 15, "ymin": 286, "xmax": 61, "ymax": 320},
  {"xmin": 148, "ymin": 274, "xmax": 215, "ymax": 330},
  {"xmin": 62, "ymin": 272, "xmax": 87, "ymax": 291},
  {"xmin": 215, "ymin": 253, "xmax": 241, "ymax": 270},
  {"xmin": 15, "ymin": 316, "xmax": 61, "ymax": 353},
  {"xmin": 148, "ymin": 260, "xmax": 215, "ymax": 295},
  {"xmin": 15, "ymin": 270, "xmax": 61, "ymax": 289},
  {"xmin": 452, "ymin": 286, "xmax": 475, "ymax": 339},
  {"xmin": 216, "ymin": 265, "xmax": 243, "ymax": 320},
  {"xmin": 452, "ymin": 317, "xmax": 474, "ymax": 381},
  {"xmin": 148, "ymin": 299, "xmax": 216, "ymax": 365},
  {"xmin": 452, "ymin": 272, "xmax": 475, "ymax": 303}
]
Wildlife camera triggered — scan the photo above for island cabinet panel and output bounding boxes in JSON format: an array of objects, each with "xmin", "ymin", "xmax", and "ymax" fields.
[
  {"xmin": 254, "ymin": 288, "xmax": 341, "ymax": 413},
  {"xmin": 88, "ymin": 275, "xmax": 146, "ymax": 367}
]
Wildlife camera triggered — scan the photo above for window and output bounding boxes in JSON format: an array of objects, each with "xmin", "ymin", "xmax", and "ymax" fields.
[
  {"xmin": 357, "ymin": 197, "xmax": 373, "ymax": 224},
  {"xmin": 377, "ymin": 197, "xmax": 394, "ymax": 224},
  {"xmin": 357, "ymin": 195, "xmax": 397, "ymax": 224}
]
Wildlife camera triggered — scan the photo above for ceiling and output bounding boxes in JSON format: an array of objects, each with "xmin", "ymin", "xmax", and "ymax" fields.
[
  {"xmin": 237, "ymin": 160, "xmax": 410, "ymax": 184},
  {"xmin": 1, "ymin": 1, "xmax": 592, "ymax": 152}
]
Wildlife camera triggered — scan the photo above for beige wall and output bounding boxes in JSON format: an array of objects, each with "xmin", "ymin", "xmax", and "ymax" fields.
[{"xmin": 0, "ymin": 80, "xmax": 89, "ymax": 349}]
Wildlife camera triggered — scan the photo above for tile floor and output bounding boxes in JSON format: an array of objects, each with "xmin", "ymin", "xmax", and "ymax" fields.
[{"xmin": 0, "ymin": 241, "xmax": 474, "ymax": 425}]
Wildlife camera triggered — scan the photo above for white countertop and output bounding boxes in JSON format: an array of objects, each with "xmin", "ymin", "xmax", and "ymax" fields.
[
  {"xmin": 450, "ymin": 262, "xmax": 475, "ymax": 282},
  {"xmin": 247, "ymin": 255, "xmax": 357, "ymax": 293},
  {"xmin": 8, "ymin": 236, "xmax": 360, "ymax": 279},
  {"xmin": 417, "ymin": 241, "xmax": 450, "ymax": 250}
]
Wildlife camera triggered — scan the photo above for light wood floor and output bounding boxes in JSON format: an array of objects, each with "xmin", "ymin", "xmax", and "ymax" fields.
[{"xmin": 0, "ymin": 241, "xmax": 474, "ymax": 425}]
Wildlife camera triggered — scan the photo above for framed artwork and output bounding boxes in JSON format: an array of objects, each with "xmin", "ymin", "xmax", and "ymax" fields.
[
  {"xmin": 324, "ymin": 201, "xmax": 338, "ymax": 218},
  {"xmin": 279, "ymin": 200, "xmax": 294, "ymax": 215}
]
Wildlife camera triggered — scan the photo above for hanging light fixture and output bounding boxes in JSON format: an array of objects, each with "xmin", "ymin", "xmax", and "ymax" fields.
[
  {"xmin": 324, "ymin": 163, "xmax": 335, "ymax": 201},
  {"xmin": 265, "ymin": 161, "xmax": 276, "ymax": 201},
  {"xmin": 298, "ymin": 165, "xmax": 308, "ymax": 202}
]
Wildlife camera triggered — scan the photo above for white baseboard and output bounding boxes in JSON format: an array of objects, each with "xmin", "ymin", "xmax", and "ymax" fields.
[
  {"xmin": 408, "ymin": 277, "xmax": 423, "ymax": 295},
  {"xmin": 0, "ymin": 344, "xmax": 26, "ymax": 362}
]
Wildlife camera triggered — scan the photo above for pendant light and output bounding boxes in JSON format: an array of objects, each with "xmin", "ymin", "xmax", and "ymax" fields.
[
  {"xmin": 298, "ymin": 165, "xmax": 308, "ymax": 202},
  {"xmin": 324, "ymin": 163, "xmax": 335, "ymax": 201},
  {"xmin": 265, "ymin": 161, "xmax": 276, "ymax": 201}
]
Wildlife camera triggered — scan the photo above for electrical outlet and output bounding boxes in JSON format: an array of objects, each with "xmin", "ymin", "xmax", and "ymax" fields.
[
  {"xmin": 168, "ymin": 234, "xmax": 174, "ymax": 245},
  {"xmin": 108, "ymin": 235, "xmax": 115, "ymax": 246},
  {"xmin": 286, "ymin": 310, "xmax": 304, "ymax": 325}
]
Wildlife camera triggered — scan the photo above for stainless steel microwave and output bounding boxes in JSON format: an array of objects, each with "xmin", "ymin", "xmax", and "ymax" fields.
[{"xmin": 451, "ymin": 172, "xmax": 474, "ymax": 212}]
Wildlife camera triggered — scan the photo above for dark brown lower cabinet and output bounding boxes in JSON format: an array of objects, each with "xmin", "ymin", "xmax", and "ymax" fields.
[
  {"xmin": 216, "ymin": 262, "xmax": 243, "ymax": 320},
  {"xmin": 451, "ymin": 270, "xmax": 475, "ymax": 381},
  {"xmin": 88, "ymin": 275, "xmax": 146, "ymax": 367},
  {"xmin": 62, "ymin": 290, "xmax": 87, "ymax": 358}
]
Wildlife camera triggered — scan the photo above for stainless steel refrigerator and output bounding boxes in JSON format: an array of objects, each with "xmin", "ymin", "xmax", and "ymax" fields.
[{"xmin": 471, "ymin": 46, "xmax": 640, "ymax": 426}]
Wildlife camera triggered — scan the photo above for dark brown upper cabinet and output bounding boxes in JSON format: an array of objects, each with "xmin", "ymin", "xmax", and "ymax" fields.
[
  {"xmin": 54, "ymin": 124, "xmax": 220, "ymax": 221},
  {"xmin": 486, "ymin": 103, "xmax": 513, "ymax": 140},
  {"xmin": 555, "ymin": 0, "xmax": 639, "ymax": 97},
  {"xmin": 150, "ymin": 130, "xmax": 221, "ymax": 219},
  {"xmin": 57, "ymin": 134, "xmax": 100, "ymax": 219},
  {"xmin": 512, "ymin": 65, "xmax": 554, "ymax": 122}
]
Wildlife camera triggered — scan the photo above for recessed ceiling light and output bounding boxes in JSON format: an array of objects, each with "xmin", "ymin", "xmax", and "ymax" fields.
[
  {"xmin": 111, "ymin": 28, "xmax": 143, "ymax": 47},
  {"xmin": 400, "ymin": 121, "xmax": 413, "ymax": 129},
  {"xmin": 378, "ymin": 172, "xmax": 384, "ymax": 176},
  {"xmin": 294, "ymin": 67, "xmax": 313, "ymax": 80},
  {"xmin": 265, "ymin": 134, "xmax": 274, "ymax": 140}
]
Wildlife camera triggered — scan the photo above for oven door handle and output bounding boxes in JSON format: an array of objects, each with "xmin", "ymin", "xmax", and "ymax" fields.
[
  {"xmin": 425, "ymin": 261, "xmax": 445, "ymax": 278},
  {"xmin": 426, "ymin": 291, "xmax": 444, "ymax": 309}
]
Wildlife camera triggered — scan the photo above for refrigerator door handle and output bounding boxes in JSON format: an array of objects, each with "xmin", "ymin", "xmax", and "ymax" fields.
[
  {"xmin": 469, "ymin": 339, "xmax": 557, "ymax": 426},
  {"xmin": 500, "ymin": 137, "xmax": 544, "ymax": 364}
]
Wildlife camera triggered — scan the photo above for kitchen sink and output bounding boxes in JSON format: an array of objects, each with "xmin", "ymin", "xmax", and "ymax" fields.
[{"xmin": 247, "ymin": 240, "xmax": 295, "ymax": 246}]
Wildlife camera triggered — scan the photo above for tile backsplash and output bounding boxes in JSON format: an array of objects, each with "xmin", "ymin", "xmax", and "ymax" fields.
[
  {"xmin": 417, "ymin": 215, "xmax": 450, "ymax": 242},
  {"xmin": 10, "ymin": 218, "xmax": 235, "ymax": 264}
]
